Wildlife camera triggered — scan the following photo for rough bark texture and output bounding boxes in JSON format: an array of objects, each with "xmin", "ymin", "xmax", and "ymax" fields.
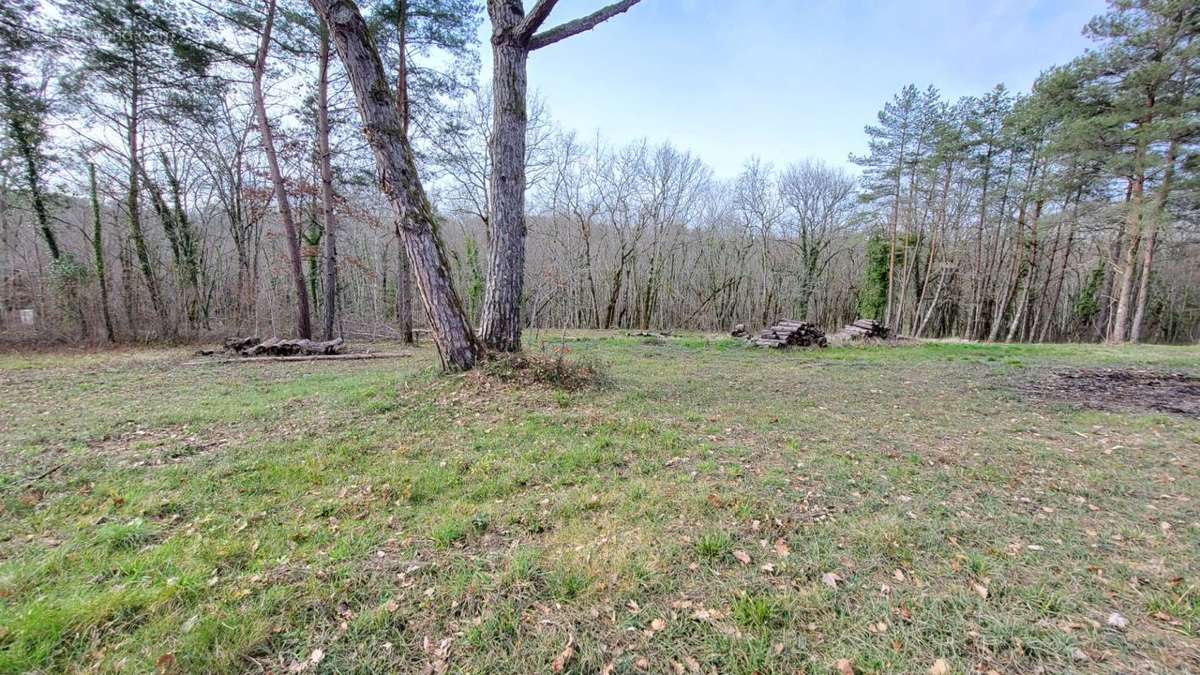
[
  {"xmin": 481, "ymin": 2, "xmax": 529, "ymax": 353},
  {"xmin": 311, "ymin": 0, "xmax": 481, "ymax": 371},
  {"xmin": 254, "ymin": 0, "xmax": 313, "ymax": 340},
  {"xmin": 317, "ymin": 27, "xmax": 339, "ymax": 341},
  {"xmin": 480, "ymin": 0, "xmax": 642, "ymax": 353}
]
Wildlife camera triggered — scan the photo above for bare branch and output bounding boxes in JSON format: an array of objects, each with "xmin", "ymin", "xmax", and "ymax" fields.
[
  {"xmin": 516, "ymin": 0, "xmax": 559, "ymax": 43},
  {"xmin": 528, "ymin": 0, "xmax": 641, "ymax": 51}
]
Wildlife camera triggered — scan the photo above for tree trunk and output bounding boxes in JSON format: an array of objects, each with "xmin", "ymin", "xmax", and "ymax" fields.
[
  {"xmin": 1110, "ymin": 164, "xmax": 1146, "ymax": 343},
  {"xmin": 480, "ymin": 4, "xmax": 529, "ymax": 353},
  {"xmin": 254, "ymin": 0, "xmax": 312, "ymax": 339},
  {"xmin": 126, "ymin": 63, "xmax": 170, "ymax": 335},
  {"xmin": 311, "ymin": 0, "xmax": 481, "ymax": 370},
  {"xmin": 89, "ymin": 164, "xmax": 117, "ymax": 342},
  {"xmin": 395, "ymin": 229, "xmax": 414, "ymax": 342},
  {"xmin": 392, "ymin": 0, "xmax": 414, "ymax": 344},
  {"xmin": 480, "ymin": 0, "xmax": 642, "ymax": 351},
  {"xmin": 1130, "ymin": 138, "xmax": 1178, "ymax": 344},
  {"xmin": 317, "ymin": 26, "xmax": 338, "ymax": 341}
]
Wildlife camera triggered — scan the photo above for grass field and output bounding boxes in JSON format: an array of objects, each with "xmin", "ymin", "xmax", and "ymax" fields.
[{"xmin": 1, "ymin": 335, "xmax": 1198, "ymax": 673}]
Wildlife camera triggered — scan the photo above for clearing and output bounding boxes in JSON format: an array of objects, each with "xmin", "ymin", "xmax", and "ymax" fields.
[{"xmin": 1, "ymin": 336, "xmax": 1198, "ymax": 673}]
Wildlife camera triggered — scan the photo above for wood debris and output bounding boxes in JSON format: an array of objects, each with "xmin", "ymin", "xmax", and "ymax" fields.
[{"xmin": 749, "ymin": 320, "xmax": 828, "ymax": 348}]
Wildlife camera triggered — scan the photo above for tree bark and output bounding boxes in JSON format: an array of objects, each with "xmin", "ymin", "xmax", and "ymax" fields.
[
  {"xmin": 126, "ymin": 53, "xmax": 171, "ymax": 335},
  {"xmin": 1130, "ymin": 138, "xmax": 1178, "ymax": 343},
  {"xmin": 481, "ymin": 0, "xmax": 642, "ymax": 352},
  {"xmin": 480, "ymin": 1, "xmax": 530, "ymax": 352},
  {"xmin": 89, "ymin": 164, "xmax": 117, "ymax": 342},
  {"xmin": 317, "ymin": 26, "xmax": 338, "ymax": 341},
  {"xmin": 393, "ymin": 0, "xmax": 414, "ymax": 344},
  {"xmin": 311, "ymin": 0, "xmax": 481, "ymax": 370},
  {"xmin": 1110, "ymin": 150, "xmax": 1147, "ymax": 343},
  {"xmin": 254, "ymin": 0, "xmax": 313, "ymax": 339}
]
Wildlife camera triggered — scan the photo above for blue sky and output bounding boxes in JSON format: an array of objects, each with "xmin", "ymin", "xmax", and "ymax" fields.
[{"xmin": 496, "ymin": 0, "xmax": 1106, "ymax": 177}]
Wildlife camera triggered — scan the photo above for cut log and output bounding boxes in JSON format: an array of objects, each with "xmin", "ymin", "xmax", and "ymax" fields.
[
  {"xmin": 749, "ymin": 319, "xmax": 828, "ymax": 349},
  {"xmin": 833, "ymin": 318, "xmax": 890, "ymax": 341},
  {"xmin": 219, "ymin": 336, "xmax": 346, "ymax": 357},
  {"xmin": 224, "ymin": 336, "xmax": 262, "ymax": 352}
]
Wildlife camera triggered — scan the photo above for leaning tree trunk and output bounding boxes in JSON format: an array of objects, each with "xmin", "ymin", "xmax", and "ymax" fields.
[
  {"xmin": 254, "ymin": 0, "xmax": 313, "ymax": 340},
  {"xmin": 317, "ymin": 27, "xmax": 338, "ymax": 341},
  {"xmin": 310, "ymin": 0, "xmax": 481, "ymax": 371}
]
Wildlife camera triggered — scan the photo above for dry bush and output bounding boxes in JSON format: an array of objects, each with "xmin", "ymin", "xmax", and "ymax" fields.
[{"xmin": 476, "ymin": 350, "xmax": 612, "ymax": 391}]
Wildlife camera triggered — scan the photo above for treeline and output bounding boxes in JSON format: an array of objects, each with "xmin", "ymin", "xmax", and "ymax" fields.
[{"xmin": 1, "ymin": 0, "xmax": 1198, "ymax": 357}]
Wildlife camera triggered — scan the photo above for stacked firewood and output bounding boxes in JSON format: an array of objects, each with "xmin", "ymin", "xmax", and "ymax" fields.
[
  {"xmin": 835, "ymin": 319, "xmax": 891, "ymax": 340},
  {"xmin": 222, "ymin": 336, "xmax": 345, "ymax": 357},
  {"xmin": 750, "ymin": 320, "xmax": 828, "ymax": 348}
]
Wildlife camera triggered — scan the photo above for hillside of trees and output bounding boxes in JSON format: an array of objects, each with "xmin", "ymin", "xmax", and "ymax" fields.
[{"xmin": 1, "ymin": 0, "xmax": 1197, "ymax": 358}]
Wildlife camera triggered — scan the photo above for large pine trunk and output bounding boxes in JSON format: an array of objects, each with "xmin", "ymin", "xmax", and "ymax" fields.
[
  {"xmin": 311, "ymin": 0, "xmax": 481, "ymax": 371},
  {"xmin": 480, "ymin": 8, "xmax": 529, "ymax": 353}
]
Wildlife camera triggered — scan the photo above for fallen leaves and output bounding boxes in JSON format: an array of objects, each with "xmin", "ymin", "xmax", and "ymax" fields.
[
  {"xmin": 971, "ymin": 582, "xmax": 989, "ymax": 599},
  {"xmin": 773, "ymin": 538, "xmax": 790, "ymax": 557},
  {"xmin": 733, "ymin": 550, "xmax": 752, "ymax": 565},
  {"xmin": 929, "ymin": 658, "xmax": 950, "ymax": 675},
  {"xmin": 551, "ymin": 635, "xmax": 575, "ymax": 673},
  {"xmin": 1106, "ymin": 612, "xmax": 1128, "ymax": 629},
  {"xmin": 835, "ymin": 657, "xmax": 855, "ymax": 674},
  {"xmin": 822, "ymin": 572, "xmax": 844, "ymax": 588}
]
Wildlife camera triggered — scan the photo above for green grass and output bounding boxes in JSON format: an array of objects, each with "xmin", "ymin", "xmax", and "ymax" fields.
[{"xmin": 1, "ymin": 335, "xmax": 1198, "ymax": 673}]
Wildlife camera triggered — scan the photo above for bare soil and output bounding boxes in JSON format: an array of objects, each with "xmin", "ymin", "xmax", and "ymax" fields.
[{"xmin": 1023, "ymin": 367, "xmax": 1200, "ymax": 418}]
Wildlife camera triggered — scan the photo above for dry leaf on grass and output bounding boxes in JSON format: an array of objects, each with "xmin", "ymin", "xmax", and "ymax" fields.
[
  {"xmin": 551, "ymin": 635, "xmax": 575, "ymax": 673},
  {"xmin": 822, "ymin": 572, "xmax": 843, "ymax": 588},
  {"xmin": 733, "ymin": 550, "xmax": 752, "ymax": 565},
  {"xmin": 835, "ymin": 658, "xmax": 855, "ymax": 674},
  {"xmin": 774, "ymin": 539, "xmax": 790, "ymax": 557},
  {"xmin": 930, "ymin": 658, "xmax": 950, "ymax": 675}
]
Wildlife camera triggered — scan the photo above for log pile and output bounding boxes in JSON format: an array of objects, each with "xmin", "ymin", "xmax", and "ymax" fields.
[
  {"xmin": 222, "ymin": 336, "xmax": 345, "ymax": 357},
  {"xmin": 834, "ymin": 319, "xmax": 891, "ymax": 340},
  {"xmin": 750, "ymin": 320, "xmax": 828, "ymax": 348}
]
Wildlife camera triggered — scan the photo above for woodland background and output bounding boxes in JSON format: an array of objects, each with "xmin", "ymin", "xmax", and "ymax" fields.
[{"xmin": 1, "ymin": 0, "xmax": 1198, "ymax": 346}]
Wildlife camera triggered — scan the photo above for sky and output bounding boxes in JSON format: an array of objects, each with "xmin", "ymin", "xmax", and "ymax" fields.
[{"xmin": 489, "ymin": 0, "xmax": 1108, "ymax": 178}]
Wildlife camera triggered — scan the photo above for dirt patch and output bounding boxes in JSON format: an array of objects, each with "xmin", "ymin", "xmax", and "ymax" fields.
[{"xmin": 1022, "ymin": 368, "xmax": 1200, "ymax": 418}]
